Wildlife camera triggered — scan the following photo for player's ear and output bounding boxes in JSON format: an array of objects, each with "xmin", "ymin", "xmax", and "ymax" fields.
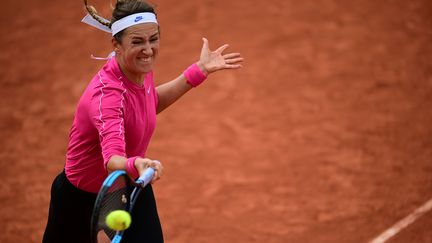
[{"xmin": 112, "ymin": 38, "xmax": 121, "ymax": 53}]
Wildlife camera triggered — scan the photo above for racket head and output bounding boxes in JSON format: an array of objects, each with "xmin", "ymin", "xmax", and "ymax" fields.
[{"xmin": 91, "ymin": 170, "xmax": 131, "ymax": 243}]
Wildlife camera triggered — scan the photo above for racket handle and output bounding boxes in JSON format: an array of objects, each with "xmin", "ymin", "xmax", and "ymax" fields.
[
  {"xmin": 111, "ymin": 234, "xmax": 122, "ymax": 243},
  {"xmin": 136, "ymin": 167, "xmax": 155, "ymax": 187}
]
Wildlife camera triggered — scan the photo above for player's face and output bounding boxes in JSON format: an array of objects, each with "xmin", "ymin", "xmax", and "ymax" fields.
[{"xmin": 114, "ymin": 23, "xmax": 160, "ymax": 82}]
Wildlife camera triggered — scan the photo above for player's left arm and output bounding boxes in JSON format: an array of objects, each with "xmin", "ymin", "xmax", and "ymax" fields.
[{"xmin": 156, "ymin": 37, "xmax": 243, "ymax": 114}]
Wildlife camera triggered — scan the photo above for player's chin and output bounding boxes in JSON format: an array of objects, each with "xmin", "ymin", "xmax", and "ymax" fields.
[{"xmin": 136, "ymin": 64, "xmax": 154, "ymax": 74}]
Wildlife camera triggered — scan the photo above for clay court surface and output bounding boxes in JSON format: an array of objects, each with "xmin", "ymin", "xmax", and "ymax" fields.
[{"xmin": 1, "ymin": 0, "xmax": 432, "ymax": 242}]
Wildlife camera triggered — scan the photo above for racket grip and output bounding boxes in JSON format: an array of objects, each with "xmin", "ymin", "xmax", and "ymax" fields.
[
  {"xmin": 136, "ymin": 167, "xmax": 155, "ymax": 187},
  {"xmin": 111, "ymin": 234, "xmax": 122, "ymax": 243}
]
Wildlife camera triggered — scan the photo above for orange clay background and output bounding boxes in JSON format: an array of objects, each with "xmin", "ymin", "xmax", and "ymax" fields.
[{"xmin": 1, "ymin": 0, "xmax": 432, "ymax": 242}]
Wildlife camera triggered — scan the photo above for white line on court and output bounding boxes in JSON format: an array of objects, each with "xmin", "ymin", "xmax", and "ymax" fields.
[{"xmin": 369, "ymin": 197, "xmax": 432, "ymax": 243}]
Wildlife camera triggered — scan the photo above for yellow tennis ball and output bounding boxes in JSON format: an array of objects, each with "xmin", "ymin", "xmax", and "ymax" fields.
[{"xmin": 105, "ymin": 210, "xmax": 131, "ymax": 231}]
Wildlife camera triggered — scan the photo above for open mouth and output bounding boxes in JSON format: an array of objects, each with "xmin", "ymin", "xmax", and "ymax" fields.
[{"xmin": 138, "ymin": 57, "xmax": 152, "ymax": 63}]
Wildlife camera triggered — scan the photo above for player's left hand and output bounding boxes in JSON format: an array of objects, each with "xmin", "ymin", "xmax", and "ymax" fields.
[{"xmin": 198, "ymin": 37, "xmax": 244, "ymax": 74}]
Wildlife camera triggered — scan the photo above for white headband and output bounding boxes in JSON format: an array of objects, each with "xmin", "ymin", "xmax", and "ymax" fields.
[
  {"xmin": 81, "ymin": 12, "xmax": 158, "ymax": 36},
  {"xmin": 111, "ymin": 13, "xmax": 158, "ymax": 36}
]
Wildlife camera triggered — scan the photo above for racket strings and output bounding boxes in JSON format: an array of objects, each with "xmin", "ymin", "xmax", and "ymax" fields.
[{"xmin": 97, "ymin": 176, "xmax": 130, "ymax": 239}]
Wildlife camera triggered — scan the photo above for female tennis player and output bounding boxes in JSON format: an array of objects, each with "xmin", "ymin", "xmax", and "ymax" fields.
[{"xmin": 42, "ymin": 0, "xmax": 243, "ymax": 242}]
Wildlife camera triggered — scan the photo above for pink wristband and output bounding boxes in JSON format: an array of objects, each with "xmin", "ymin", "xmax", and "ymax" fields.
[
  {"xmin": 126, "ymin": 156, "xmax": 140, "ymax": 179},
  {"xmin": 184, "ymin": 63, "xmax": 207, "ymax": 87}
]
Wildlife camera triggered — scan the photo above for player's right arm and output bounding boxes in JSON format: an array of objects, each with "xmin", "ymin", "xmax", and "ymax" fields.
[{"xmin": 88, "ymin": 77, "xmax": 162, "ymax": 181}]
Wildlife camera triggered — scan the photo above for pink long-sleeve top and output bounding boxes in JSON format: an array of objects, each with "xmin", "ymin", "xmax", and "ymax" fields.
[{"xmin": 65, "ymin": 57, "xmax": 158, "ymax": 193}]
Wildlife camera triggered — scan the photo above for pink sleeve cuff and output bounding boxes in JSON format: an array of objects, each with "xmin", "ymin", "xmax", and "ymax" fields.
[
  {"xmin": 184, "ymin": 63, "xmax": 207, "ymax": 87},
  {"xmin": 126, "ymin": 156, "xmax": 140, "ymax": 180}
]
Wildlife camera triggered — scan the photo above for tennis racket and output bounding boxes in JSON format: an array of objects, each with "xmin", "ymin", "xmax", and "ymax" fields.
[{"xmin": 91, "ymin": 168, "xmax": 155, "ymax": 243}]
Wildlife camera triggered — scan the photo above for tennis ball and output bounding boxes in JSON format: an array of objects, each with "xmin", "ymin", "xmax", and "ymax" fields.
[{"xmin": 105, "ymin": 210, "xmax": 131, "ymax": 231}]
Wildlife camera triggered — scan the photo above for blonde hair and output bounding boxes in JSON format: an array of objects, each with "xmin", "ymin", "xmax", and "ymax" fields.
[
  {"xmin": 83, "ymin": 0, "xmax": 157, "ymax": 34},
  {"xmin": 83, "ymin": 0, "xmax": 111, "ymax": 28}
]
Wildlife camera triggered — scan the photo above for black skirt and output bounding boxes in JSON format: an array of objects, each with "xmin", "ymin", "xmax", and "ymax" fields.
[{"xmin": 42, "ymin": 170, "xmax": 164, "ymax": 243}]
